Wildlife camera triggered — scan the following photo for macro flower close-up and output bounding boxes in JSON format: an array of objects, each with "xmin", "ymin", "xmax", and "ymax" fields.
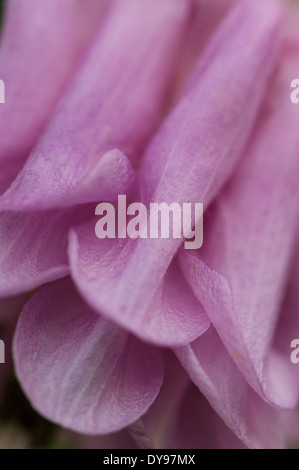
[{"xmin": 0, "ymin": 0, "xmax": 299, "ymax": 452}]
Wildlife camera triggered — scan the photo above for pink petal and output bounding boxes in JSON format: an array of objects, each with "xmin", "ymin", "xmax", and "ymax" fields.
[
  {"xmin": 134, "ymin": 351, "xmax": 191, "ymax": 448},
  {"xmin": 139, "ymin": 0, "xmax": 281, "ymax": 203},
  {"xmin": 0, "ymin": 206, "xmax": 91, "ymax": 297},
  {"xmin": 176, "ymin": 327, "xmax": 299, "ymax": 449},
  {"xmin": 178, "ymin": 43, "xmax": 299, "ymax": 408},
  {"xmin": 13, "ymin": 278, "xmax": 164, "ymax": 435},
  {"xmin": 142, "ymin": 352, "xmax": 246, "ymax": 449},
  {"xmin": 69, "ymin": 220, "xmax": 210, "ymax": 346},
  {"xmin": 0, "ymin": 0, "xmax": 108, "ymax": 194},
  {"xmin": 69, "ymin": 0, "xmax": 281, "ymax": 346},
  {"xmin": 0, "ymin": 0, "xmax": 192, "ymax": 210},
  {"xmin": 0, "ymin": 296, "xmax": 26, "ymax": 401},
  {"xmin": 273, "ymin": 238, "xmax": 299, "ymax": 376},
  {"xmin": 172, "ymin": 0, "xmax": 236, "ymax": 101},
  {"xmin": 0, "ymin": 150, "xmax": 134, "ymax": 297},
  {"xmin": 171, "ymin": 384, "xmax": 247, "ymax": 449},
  {"xmin": 176, "ymin": 327, "xmax": 252, "ymax": 446},
  {"xmin": 284, "ymin": 0, "xmax": 299, "ymax": 41}
]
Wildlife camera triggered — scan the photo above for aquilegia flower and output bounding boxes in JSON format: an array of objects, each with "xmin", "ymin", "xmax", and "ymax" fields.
[{"xmin": 0, "ymin": 0, "xmax": 299, "ymax": 449}]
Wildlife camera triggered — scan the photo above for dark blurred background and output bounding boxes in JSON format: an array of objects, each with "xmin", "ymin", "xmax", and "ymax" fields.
[{"xmin": 0, "ymin": 0, "xmax": 5, "ymax": 27}]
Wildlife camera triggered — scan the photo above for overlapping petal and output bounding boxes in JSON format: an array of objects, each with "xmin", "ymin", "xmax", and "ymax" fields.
[
  {"xmin": 169, "ymin": 0, "xmax": 235, "ymax": 104},
  {"xmin": 0, "ymin": 149, "xmax": 135, "ymax": 297},
  {"xmin": 171, "ymin": 384, "xmax": 248, "ymax": 449},
  {"xmin": 69, "ymin": 0, "xmax": 282, "ymax": 346},
  {"xmin": 273, "ymin": 237, "xmax": 299, "ymax": 375},
  {"xmin": 176, "ymin": 327, "xmax": 299, "ymax": 449},
  {"xmin": 0, "ymin": 0, "xmax": 108, "ymax": 193},
  {"xmin": 0, "ymin": 0, "xmax": 297, "ymax": 449},
  {"xmin": 141, "ymin": 352, "xmax": 246, "ymax": 449},
  {"xmin": 13, "ymin": 278, "xmax": 164, "ymax": 435},
  {"xmin": 70, "ymin": 226, "xmax": 209, "ymax": 346},
  {"xmin": 0, "ymin": 0, "xmax": 192, "ymax": 210},
  {"xmin": 0, "ymin": 206, "xmax": 93, "ymax": 297},
  {"xmin": 178, "ymin": 42, "xmax": 299, "ymax": 408}
]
